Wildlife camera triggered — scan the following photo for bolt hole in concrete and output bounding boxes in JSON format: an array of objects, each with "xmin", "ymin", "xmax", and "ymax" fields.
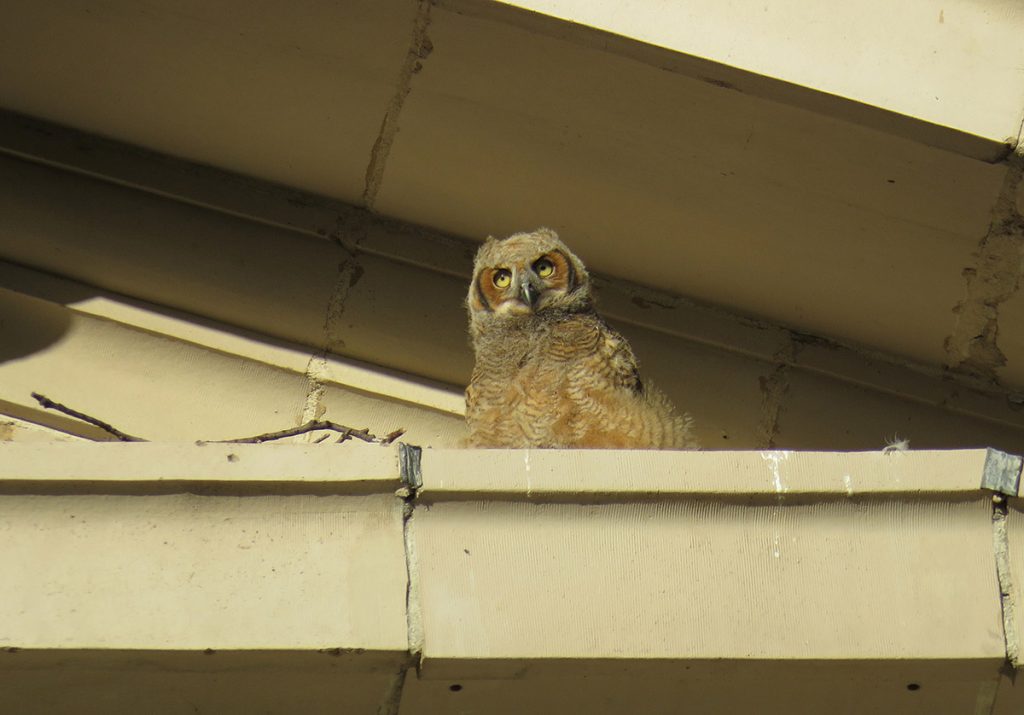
[
  {"xmin": 906, "ymin": 683, "xmax": 921, "ymax": 691},
  {"xmin": 449, "ymin": 684, "xmax": 463, "ymax": 693},
  {"xmin": 227, "ymin": 453, "xmax": 239, "ymax": 463}
]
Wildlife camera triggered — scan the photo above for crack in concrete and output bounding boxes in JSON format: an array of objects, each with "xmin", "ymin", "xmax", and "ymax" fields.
[
  {"xmin": 362, "ymin": 0, "xmax": 434, "ymax": 211},
  {"xmin": 397, "ymin": 445, "xmax": 424, "ymax": 665},
  {"xmin": 944, "ymin": 151, "xmax": 1024, "ymax": 383},
  {"xmin": 300, "ymin": 256, "xmax": 364, "ymax": 431},
  {"xmin": 401, "ymin": 498, "xmax": 424, "ymax": 662},
  {"xmin": 991, "ymin": 495, "xmax": 1020, "ymax": 670}
]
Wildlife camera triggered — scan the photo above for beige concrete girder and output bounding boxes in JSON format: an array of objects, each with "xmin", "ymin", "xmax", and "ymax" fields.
[
  {"xmin": 1, "ymin": 1, "xmax": 1023, "ymax": 388},
  {"xmin": 1, "ymin": 139, "xmax": 1023, "ymax": 450},
  {"xmin": 0, "ymin": 444, "xmax": 1021, "ymax": 712}
]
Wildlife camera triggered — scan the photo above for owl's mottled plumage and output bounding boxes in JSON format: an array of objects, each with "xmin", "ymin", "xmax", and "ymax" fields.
[{"xmin": 465, "ymin": 228, "xmax": 696, "ymax": 449}]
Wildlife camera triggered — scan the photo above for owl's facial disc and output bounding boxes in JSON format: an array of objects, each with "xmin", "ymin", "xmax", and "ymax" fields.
[{"xmin": 471, "ymin": 241, "xmax": 586, "ymax": 317}]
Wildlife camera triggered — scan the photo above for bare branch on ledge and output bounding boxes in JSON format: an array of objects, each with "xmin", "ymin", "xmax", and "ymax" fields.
[
  {"xmin": 30, "ymin": 392, "xmax": 405, "ymax": 446},
  {"xmin": 31, "ymin": 392, "xmax": 146, "ymax": 442},
  {"xmin": 213, "ymin": 421, "xmax": 406, "ymax": 445}
]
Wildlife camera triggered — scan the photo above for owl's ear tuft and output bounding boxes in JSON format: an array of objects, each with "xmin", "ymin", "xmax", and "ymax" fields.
[{"xmin": 473, "ymin": 236, "xmax": 499, "ymax": 268}]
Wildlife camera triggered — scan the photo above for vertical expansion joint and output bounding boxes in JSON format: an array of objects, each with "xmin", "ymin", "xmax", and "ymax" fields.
[
  {"xmin": 981, "ymin": 449, "xmax": 1023, "ymax": 496},
  {"xmin": 397, "ymin": 444, "xmax": 424, "ymax": 659},
  {"xmin": 398, "ymin": 447, "xmax": 425, "ymax": 662},
  {"xmin": 992, "ymin": 498, "xmax": 1021, "ymax": 669},
  {"xmin": 399, "ymin": 443, "xmax": 423, "ymax": 490}
]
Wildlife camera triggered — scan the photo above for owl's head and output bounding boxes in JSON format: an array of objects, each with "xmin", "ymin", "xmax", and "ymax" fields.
[{"xmin": 467, "ymin": 228, "xmax": 592, "ymax": 330}]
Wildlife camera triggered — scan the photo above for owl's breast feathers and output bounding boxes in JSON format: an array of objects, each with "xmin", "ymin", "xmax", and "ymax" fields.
[
  {"xmin": 470, "ymin": 312, "xmax": 635, "ymax": 387},
  {"xmin": 465, "ymin": 311, "xmax": 693, "ymax": 449}
]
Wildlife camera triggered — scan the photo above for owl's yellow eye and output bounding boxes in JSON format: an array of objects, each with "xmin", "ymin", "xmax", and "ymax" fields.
[
  {"xmin": 492, "ymin": 269, "xmax": 512, "ymax": 288},
  {"xmin": 534, "ymin": 258, "xmax": 555, "ymax": 278}
]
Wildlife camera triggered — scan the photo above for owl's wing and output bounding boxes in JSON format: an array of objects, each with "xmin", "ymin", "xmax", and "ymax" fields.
[
  {"xmin": 594, "ymin": 317, "xmax": 644, "ymax": 394},
  {"xmin": 464, "ymin": 365, "xmax": 485, "ymax": 415}
]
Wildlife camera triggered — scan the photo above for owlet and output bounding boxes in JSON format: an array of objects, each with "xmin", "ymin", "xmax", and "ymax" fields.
[{"xmin": 464, "ymin": 228, "xmax": 696, "ymax": 449}]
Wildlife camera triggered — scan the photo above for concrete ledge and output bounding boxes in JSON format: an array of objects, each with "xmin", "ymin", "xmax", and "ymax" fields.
[
  {"xmin": 1, "ymin": 444, "xmax": 1020, "ymax": 713},
  {"xmin": 418, "ymin": 447, "xmax": 997, "ymax": 498},
  {"xmin": 0, "ymin": 443, "xmax": 408, "ymax": 658},
  {"xmin": 0, "ymin": 442, "xmax": 401, "ymax": 489}
]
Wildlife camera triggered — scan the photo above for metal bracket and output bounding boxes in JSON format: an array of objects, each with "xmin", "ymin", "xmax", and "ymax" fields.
[
  {"xmin": 398, "ymin": 443, "xmax": 423, "ymax": 490},
  {"xmin": 981, "ymin": 448, "xmax": 1023, "ymax": 496}
]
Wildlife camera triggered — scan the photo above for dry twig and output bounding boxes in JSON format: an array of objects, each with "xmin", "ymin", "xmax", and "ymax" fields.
[
  {"xmin": 30, "ymin": 392, "xmax": 405, "ymax": 445},
  {"xmin": 31, "ymin": 392, "xmax": 145, "ymax": 442},
  {"xmin": 214, "ymin": 420, "xmax": 405, "ymax": 445}
]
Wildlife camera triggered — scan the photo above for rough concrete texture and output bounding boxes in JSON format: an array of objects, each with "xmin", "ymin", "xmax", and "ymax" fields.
[{"xmin": 944, "ymin": 155, "xmax": 1024, "ymax": 383}]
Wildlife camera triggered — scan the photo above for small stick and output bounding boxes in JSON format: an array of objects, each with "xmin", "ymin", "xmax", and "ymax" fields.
[
  {"xmin": 216, "ymin": 420, "xmax": 405, "ymax": 445},
  {"xmin": 382, "ymin": 429, "xmax": 406, "ymax": 444},
  {"xmin": 31, "ymin": 392, "xmax": 146, "ymax": 442},
  {"xmin": 31, "ymin": 392, "xmax": 405, "ymax": 446}
]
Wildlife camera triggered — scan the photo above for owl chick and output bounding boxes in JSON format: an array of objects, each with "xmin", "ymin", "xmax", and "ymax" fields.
[{"xmin": 464, "ymin": 228, "xmax": 696, "ymax": 449}]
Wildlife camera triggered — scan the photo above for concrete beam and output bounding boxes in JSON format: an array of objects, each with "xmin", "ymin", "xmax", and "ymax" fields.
[{"xmin": 0, "ymin": 444, "xmax": 1021, "ymax": 712}]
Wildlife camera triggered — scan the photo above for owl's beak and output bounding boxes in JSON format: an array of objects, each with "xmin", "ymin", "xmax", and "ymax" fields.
[{"xmin": 519, "ymin": 276, "xmax": 540, "ymax": 307}]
